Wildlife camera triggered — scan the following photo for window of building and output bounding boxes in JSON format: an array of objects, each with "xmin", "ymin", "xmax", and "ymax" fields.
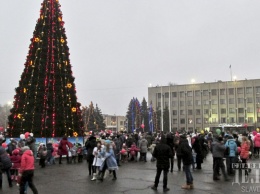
[
  {"xmin": 256, "ymin": 97, "xmax": 260, "ymax": 103},
  {"xmin": 204, "ymin": 109, "xmax": 209, "ymax": 114},
  {"xmin": 247, "ymin": 107, "xmax": 253, "ymax": 113},
  {"xmin": 165, "ymin": 92, "xmax": 169, "ymax": 98},
  {"xmin": 229, "ymin": 108, "xmax": 235, "ymax": 113},
  {"xmin": 239, "ymin": 117, "xmax": 244, "ymax": 123},
  {"xmin": 248, "ymin": 117, "xmax": 254, "ymax": 123},
  {"xmin": 203, "ymin": 90, "xmax": 209, "ymax": 96},
  {"xmin": 180, "ymin": 92, "xmax": 185, "ymax": 97},
  {"xmin": 204, "ymin": 118, "xmax": 209, "ymax": 123},
  {"xmin": 172, "ymin": 101, "xmax": 177, "ymax": 107},
  {"xmin": 195, "ymin": 90, "xmax": 200, "ymax": 96},
  {"xmin": 187, "ymin": 91, "xmax": 192, "ymax": 97},
  {"xmin": 220, "ymin": 89, "xmax": 226, "ymax": 95},
  {"xmin": 120, "ymin": 121, "xmax": 124, "ymax": 125},
  {"xmin": 220, "ymin": 99, "xmax": 226, "ymax": 104},
  {"xmin": 257, "ymin": 117, "xmax": 260, "ymax": 122},
  {"xmin": 238, "ymin": 108, "xmax": 244, "ymax": 114},
  {"xmin": 157, "ymin": 102, "xmax": 161, "ymax": 108},
  {"xmin": 237, "ymin": 88, "xmax": 243, "ymax": 94},
  {"xmin": 229, "ymin": 98, "xmax": 235, "ymax": 104},
  {"xmin": 238, "ymin": 98, "xmax": 244, "ymax": 104},
  {"xmin": 195, "ymin": 100, "xmax": 201, "ymax": 106},
  {"xmin": 212, "ymin": 118, "xmax": 217, "ymax": 123},
  {"xmin": 230, "ymin": 117, "xmax": 235, "ymax": 123},
  {"xmin": 172, "ymin": 92, "xmax": 177, "ymax": 98},
  {"xmin": 204, "ymin": 100, "xmax": 209, "ymax": 105},
  {"xmin": 212, "ymin": 99, "xmax": 218, "ymax": 105},
  {"xmin": 196, "ymin": 109, "xmax": 201, "ymax": 115},
  {"xmin": 187, "ymin": 100, "xmax": 192, "ymax": 106},
  {"xmin": 211, "ymin": 89, "xmax": 217, "ymax": 96},
  {"xmin": 221, "ymin": 108, "xmax": 226, "ymax": 114},
  {"xmin": 229, "ymin": 88, "xmax": 234, "ymax": 95},
  {"xmin": 180, "ymin": 101, "xmax": 185, "ymax": 106},
  {"xmin": 180, "ymin": 118, "xmax": 185, "ymax": 124},
  {"xmin": 196, "ymin": 118, "xmax": 202, "ymax": 124},
  {"xmin": 180, "ymin": 110, "xmax": 185, "ymax": 115},
  {"xmin": 246, "ymin": 87, "xmax": 253, "ymax": 94},
  {"xmin": 221, "ymin": 118, "xmax": 226, "ymax": 123},
  {"xmin": 212, "ymin": 109, "xmax": 217, "ymax": 114},
  {"xmin": 188, "ymin": 118, "xmax": 193, "ymax": 124},
  {"xmin": 173, "ymin": 110, "xmax": 177, "ymax": 115},
  {"xmin": 188, "ymin": 110, "xmax": 193, "ymax": 115},
  {"xmin": 165, "ymin": 102, "xmax": 169, "ymax": 107},
  {"xmin": 158, "ymin": 93, "xmax": 161, "ymax": 98},
  {"xmin": 247, "ymin": 97, "xmax": 253, "ymax": 103},
  {"xmin": 256, "ymin": 87, "xmax": 260, "ymax": 94},
  {"xmin": 173, "ymin": 119, "xmax": 177, "ymax": 124}
]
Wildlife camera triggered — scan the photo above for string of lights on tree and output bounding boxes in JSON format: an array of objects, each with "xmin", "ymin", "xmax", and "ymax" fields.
[{"xmin": 8, "ymin": 0, "xmax": 83, "ymax": 137}]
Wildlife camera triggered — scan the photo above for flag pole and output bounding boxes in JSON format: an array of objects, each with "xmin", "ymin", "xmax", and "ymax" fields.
[{"xmin": 230, "ymin": 64, "xmax": 232, "ymax": 81}]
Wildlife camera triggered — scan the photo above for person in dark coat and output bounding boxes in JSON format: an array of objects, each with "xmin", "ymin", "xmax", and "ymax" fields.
[
  {"xmin": 46, "ymin": 142, "xmax": 55, "ymax": 165},
  {"xmin": 179, "ymin": 135, "xmax": 194, "ymax": 189},
  {"xmin": 58, "ymin": 136, "xmax": 71, "ymax": 164},
  {"xmin": 7, "ymin": 139, "xmax": 17, "ymax": 156},
  {"xmin": 85, "ymin": 136, "xmax": 97, "ymax": 176},
  {"xmin": 166, "ymin": 133, "xmax": 174, "ymax": 172},
  {"xmin": 0, "ymin": 147, "xmax": 13, "ymax": 188},
  {"xmin": 151, "ymin": 135, "xmax": 173, "ymax": 192},
  {"xmin": 193, "ymin": 136, "xmax": 203, "ymax": 169}
]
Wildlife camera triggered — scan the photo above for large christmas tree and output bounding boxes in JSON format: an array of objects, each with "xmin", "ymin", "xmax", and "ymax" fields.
[{"xmin": 8, "ymin": 0, "xmax": 83, "ymax": 137}]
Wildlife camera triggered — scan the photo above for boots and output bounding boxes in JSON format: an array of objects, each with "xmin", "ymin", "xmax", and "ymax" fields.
[
  {"xmin": 181, "ymin": 184, "xmax": 191, "ymax": 189},
  {"xmin": 91, "ymin": 173, "xmax": 97, "ymax": 181},
  {"xmin": 112, "ymin": 171, "xmax": 117, "ymax": 180},
  {"xmin": 190, "ymin": 184, "xmax": 194, "ymax": 189},
  {"xmin": 97, "ymin": 171, "xmax": 104, "ymax": 181}
]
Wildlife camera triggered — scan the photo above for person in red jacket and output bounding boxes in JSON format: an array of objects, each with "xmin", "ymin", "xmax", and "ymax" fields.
[
  {"xmin": 254, "ymin": 133, "xmax": 260, "ymax": 156},
  {"xmin": 19, "ymin": 146, "xmax": 38, "ymax": 194},
  {"xmin": 240, "ymin": 136, "xmax": 251, "ymax": 176},
  {"xmin": 10, "ymin": 148, "xmax": 21, "ymax": 181}
]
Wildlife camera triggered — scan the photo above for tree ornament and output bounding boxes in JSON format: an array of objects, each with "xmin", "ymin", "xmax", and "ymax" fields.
[
  {"xmin": 71, "ymin": 107, "xmax": 77, "ymax": 112},
  {"xmin": 23, "ymin": 88, "xmax": 27, "ymax": 93},
  {"xmin": 58, "ymin": 17, "xmax": 62, "ymax": 22},
  {"xmin": 30, "ymin": 61, "xmax": 33, "ymax": 65},
  {"xmin": 67, "ymin": 83, "xmax": 72, "ymax": 88},
  {"xmin": 61, "ymin": 38, "xmax": 65, "ymax": 43},
  {"xmin": 73, "ymin": 132, "xmax": 78, "ymax": 137},
  {"xmin": 34, "ymin": 37, "xmax": 40, "ymax": 42}
]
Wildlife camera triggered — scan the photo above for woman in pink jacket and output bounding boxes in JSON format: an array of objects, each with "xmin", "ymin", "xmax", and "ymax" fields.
[
  {"xmin": 253, "ymin": 133, "xmax": 260, "ymax": 156},
  {"xmin": 240, "ymin": 136, "xmax": 251, "ymax": 176}
]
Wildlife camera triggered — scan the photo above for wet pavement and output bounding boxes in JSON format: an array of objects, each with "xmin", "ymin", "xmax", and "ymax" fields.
[{"xmin": 3, "ymin": 153, "xmax": 259, "ymax": 194}]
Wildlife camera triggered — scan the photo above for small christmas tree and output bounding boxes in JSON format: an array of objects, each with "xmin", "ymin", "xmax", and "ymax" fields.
[{"xmin": 8, "ymin": 0, "xmax": 83, "ymax": 137}]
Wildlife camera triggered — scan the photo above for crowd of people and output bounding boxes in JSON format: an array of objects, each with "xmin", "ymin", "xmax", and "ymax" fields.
[{"xmin": 0, "ymin": 129, "xmax": 259, "ymax": 193}]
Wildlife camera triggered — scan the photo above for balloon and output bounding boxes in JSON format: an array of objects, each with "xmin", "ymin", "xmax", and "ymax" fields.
[
  {"xmin": 216, "ymin": 129, "xmax": 221, "ymax": 135},
  {"xmin": 200, "ymin": 130, "xmax": 204, "ymax": 134},
  {"xmin": 25, "ymin": 132, "xmax": 30, "ymax": 139},
  {"xmin": 253, "ymin": 131, "xmax": 257, "ymax": 136},
  {"xmin": 141, "ymin": 124, "xmax": 145, "ymax": 129},
  {"xmin": 20, "ymin": 134, "xmax": 25, "ymax": 139},
  {"xmin": 2, "ymin": 143, "xmax": 7, "ymax": 148},
  {"xmin": 257, "ymin": 128, "xmax": 260, "ymax": 132},
  {"xmin": 30, "ymin": 133, "xmax": 34, "ymax": 137}
]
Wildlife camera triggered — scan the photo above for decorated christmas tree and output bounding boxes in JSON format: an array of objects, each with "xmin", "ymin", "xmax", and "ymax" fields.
[{"xmin": 8, "ymin": 0, "xmax": 83, "ymax": 137}]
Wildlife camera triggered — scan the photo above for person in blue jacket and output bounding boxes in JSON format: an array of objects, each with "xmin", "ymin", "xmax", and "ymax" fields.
[{"xmin": 225, "ymin": 136, "xmax": 238, "ymax": 175}]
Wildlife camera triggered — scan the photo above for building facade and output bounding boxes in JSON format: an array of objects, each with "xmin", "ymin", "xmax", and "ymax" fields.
[
  {"xmin": 103, "ymin": 114, "xmax": 126, "ymax": 132},
  {"xmin": 148, "ymin": 79, "xmax": 260, "ymax": 132}
]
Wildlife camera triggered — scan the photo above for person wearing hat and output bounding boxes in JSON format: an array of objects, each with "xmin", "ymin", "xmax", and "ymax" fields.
[
  {"xmin": 151, "ymin": 135, "xmax": 173, "ymax": 192},
  {"xmin": 19, "ymin": 146, "xmax": 38, "ymax": 194}
]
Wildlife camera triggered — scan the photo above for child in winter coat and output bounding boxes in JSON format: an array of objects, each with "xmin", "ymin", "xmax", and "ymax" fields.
[
  {"xmin": 128, "ymin": 143, "xmax": 140, "ymax": 162},
  {"xmin": 120, "ymin": 144, "xmax": 128, "ymax": 163},
  {"xmin": 69, "ymin": 145, "xmax": 77, "ymax": 164},
  {"xmin": 77, "ymin": 145, "xmax": 83, "ymax": 163},
  {"xmin": 10, "ymin": 149, "xmax": 21, "ymax": 182}
]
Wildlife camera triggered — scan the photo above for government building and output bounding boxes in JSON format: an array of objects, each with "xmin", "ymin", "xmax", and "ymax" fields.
[{"xmin": 148, "ymin": 79, "xmax": 260, "ymax": 133}]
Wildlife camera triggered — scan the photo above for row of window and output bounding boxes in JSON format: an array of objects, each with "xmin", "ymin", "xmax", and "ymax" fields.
[
  {"xmin": 158, "ymin": 87, "xmax": 260, "ymax": 98},
  {"xmin": 172, "ymin": 107, "xmax": 259, "ymax": 115},
  {"xmin": 173, "ymin": 117, "xmax": 257, "ymax": 124},
  {"xmin": 159, "ymin": 97, "xmax": 260, "ymax": 107}
]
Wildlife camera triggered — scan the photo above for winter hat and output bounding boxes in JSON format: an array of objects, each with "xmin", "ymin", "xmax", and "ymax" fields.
[
  {"xmin": 21, "ymin": 146, "xmax": 30, "ymax": 153},
  {"xmin": 105, "ymin": 139, "xmax": 111, "ymax": 144},
  {"xmin": 12, "ymin": 149, "xmax": 20, "ymax": 156}
]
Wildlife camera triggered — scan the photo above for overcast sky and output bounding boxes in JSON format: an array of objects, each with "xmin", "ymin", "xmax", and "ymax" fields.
[{"xmin": 0, "ymin": 0, "xmax": 260, "ymax": 115}]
